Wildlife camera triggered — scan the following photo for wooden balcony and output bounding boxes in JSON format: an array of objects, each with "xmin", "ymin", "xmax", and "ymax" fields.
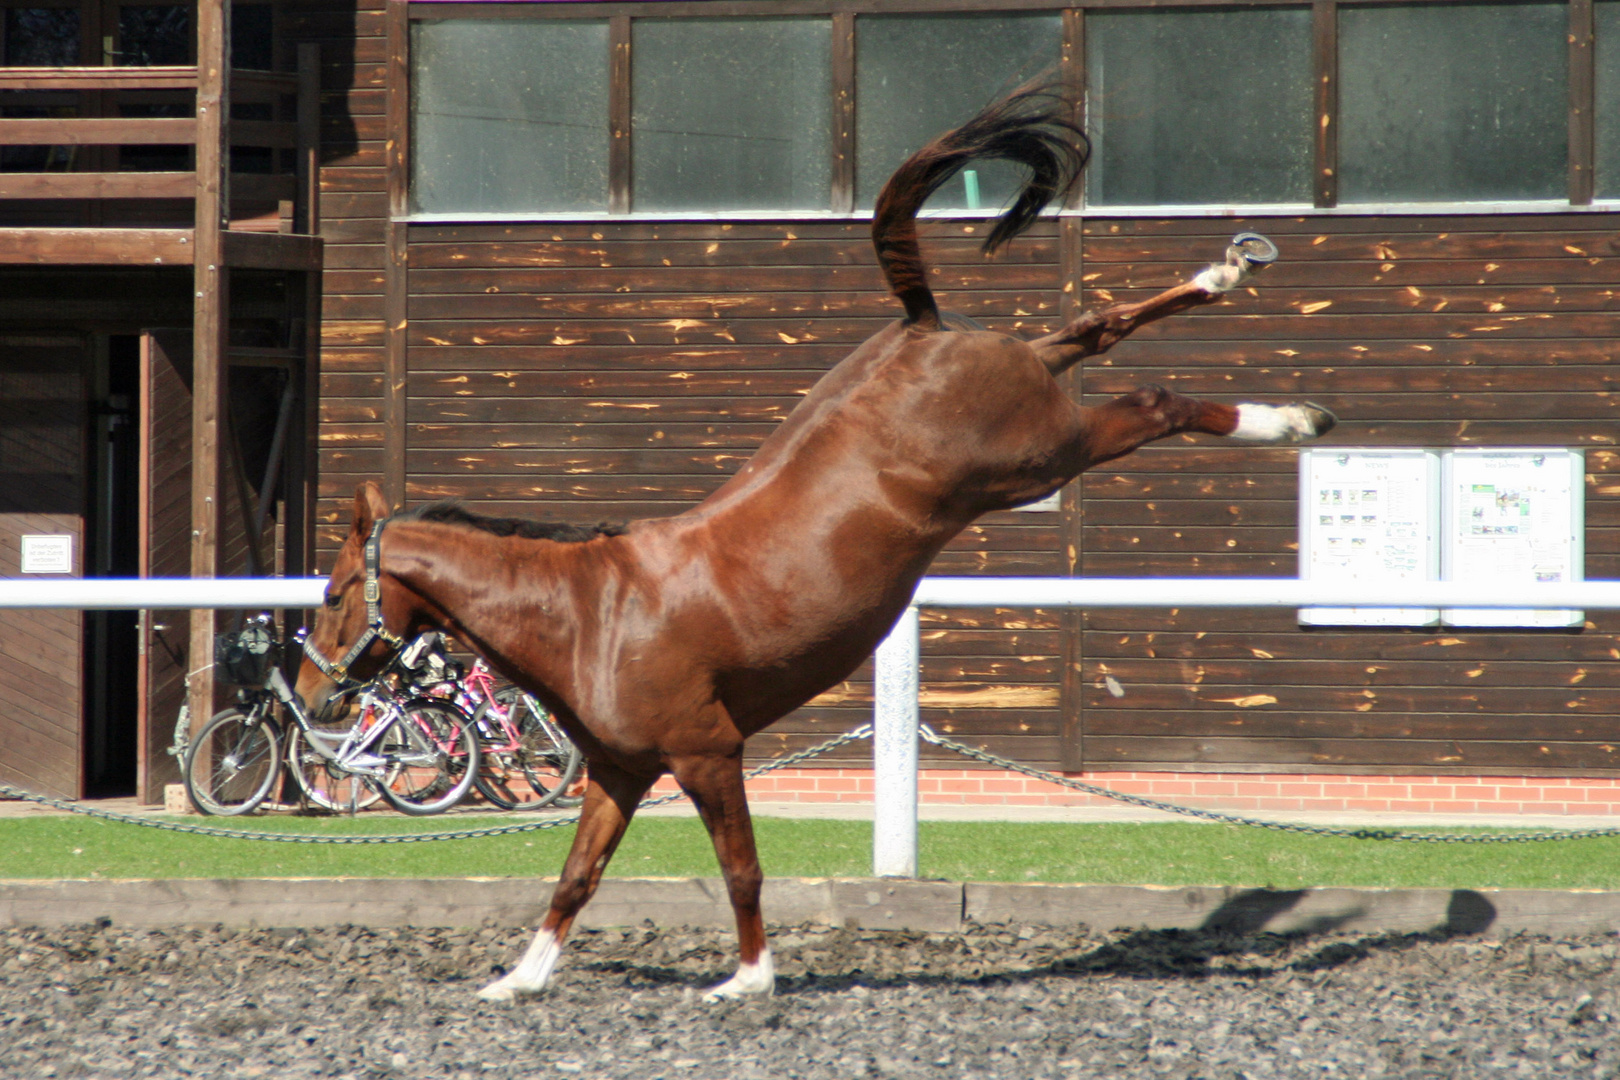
[{"xmin": 0, "ymin": 49, "xmax": 321, "ymax": 271}]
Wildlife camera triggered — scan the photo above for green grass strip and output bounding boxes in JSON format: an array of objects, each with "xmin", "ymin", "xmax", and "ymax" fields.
[{"xmin": 4, "ymin": 816, "xmax": 1619, "ymax": 890}]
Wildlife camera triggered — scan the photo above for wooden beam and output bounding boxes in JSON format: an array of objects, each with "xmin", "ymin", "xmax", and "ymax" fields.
[
  {"xmin": 0, "ymin": 65, "xmax": 198, "ymax": 91},
  {"xmin": 188, "ymin": 0, "xmax": 231, "ymax": 738},
  {"xmin": 0, "ymin": 227, "xmax": 197, "ymax": 265},
  {"xmin": 221, "ymin": 230, "xmax": 323, "ymax": 271},
  {"xmin": 296, "ymin": 43, "xmax": 322, "ymax": 235},
  {"xmin": 830, "ymin": 10, "xmax": 855, "ymax": 215},
  {"xmin": 1059, "ymin": 7, "xmax": 1085, "ymax": 773},
  {"xmin": 608, "ymin": 15, "xmax": 632, "ymax": 215},
  {"xmin": 0, "ymin": 117, "xmax": 197, "ymax": 146},
  {"xmin": 1569, "ymin": 0, "xmax": 1595, "ymax": 206},
  {"xmin": 0, "ymin": 171, "xmax": 295, "ymax": 201},
  {"xmin": 383, "ymin": 0, "xmax": 409, "ymax": 510},
  {"xmin": 0, "ymin": 173, "xmax": 196, "ymax": 200},
  {"xmin": 1312, "ymin": 0, "xmax": 1338, "ymax": 208}
]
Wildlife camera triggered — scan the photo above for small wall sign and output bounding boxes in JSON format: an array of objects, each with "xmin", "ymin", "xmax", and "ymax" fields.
[{"xmin": 20, "ymin": 534, "xmax": 73, "ymax": 574}]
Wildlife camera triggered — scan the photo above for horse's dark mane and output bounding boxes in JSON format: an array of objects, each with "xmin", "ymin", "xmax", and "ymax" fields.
[
  {"xmin": 871, "ymin": 81, "xmax": 1088, "ymax": 330},
  {"xmin": 398, "ymin": 501, "xmax": 626, "ymax": 543}
]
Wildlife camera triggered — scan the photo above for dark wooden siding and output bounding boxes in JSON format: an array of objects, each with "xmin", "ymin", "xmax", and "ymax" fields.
[
  {"xmin": 0, "ymin": 334, "xmax": 87, "ymax": 799},
  {"xmin": 399, "ymin": 219, "xmax": 1068, "ymax": 767},
  {"xmin": 286, "ymin": 0, "xmax": 389, "ymax": 537},
  {"xmin": 1075, "ymin": 215, "xmax": 1620, "ymax": 776}
]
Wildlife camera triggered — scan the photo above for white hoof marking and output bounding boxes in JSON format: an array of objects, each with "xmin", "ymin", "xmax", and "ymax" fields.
[
  {"xmin": 702, "ymin": 948, "xmax": 776, "ymax": 1001},
  {"xmin": 1230, "ymin": 403, "xmax": 1327, "ymax": 444},
  {"xmin": 476, "ymin": 928, "xmax": 560, "ymax": 1003}
]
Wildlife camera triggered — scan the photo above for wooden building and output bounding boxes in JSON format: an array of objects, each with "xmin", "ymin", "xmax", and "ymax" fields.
[{"xmin": 4, "ymin": 0, "xmax": 1619, "ymax": 804}]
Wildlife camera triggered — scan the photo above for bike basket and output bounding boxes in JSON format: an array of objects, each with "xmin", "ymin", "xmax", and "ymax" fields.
[{"xmin": 214, "ymin": 622, "xmax": 279, "ymax": 686}]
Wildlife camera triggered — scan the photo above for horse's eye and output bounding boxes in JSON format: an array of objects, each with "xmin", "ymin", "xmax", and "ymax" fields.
[{"xmin": 323, "ymin": 593, "xmax": 341, "ymax": 609}]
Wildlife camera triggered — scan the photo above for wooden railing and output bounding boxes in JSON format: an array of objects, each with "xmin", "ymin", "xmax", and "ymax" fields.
[{"xmin": 0, "ymin": 46, "xmax": 319, "ymax": 233}]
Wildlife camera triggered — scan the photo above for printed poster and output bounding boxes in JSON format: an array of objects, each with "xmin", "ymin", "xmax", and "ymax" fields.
[{"xmin": 1299, "ymin": 449, "xmax": 1440, "ymax": 626}]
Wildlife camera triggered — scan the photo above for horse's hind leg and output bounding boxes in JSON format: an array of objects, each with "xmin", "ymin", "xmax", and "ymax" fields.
[
  {"xmin": 1074, "ymin": 384, "xmax": 1335, "ymax": 471},
  {"xmin": 477, "ymin": 762, "xmax": 653, "ymax": 1003},
  {"xmin": 668, "ymin": 752, "xmax": 774, "ymax": 1000}
]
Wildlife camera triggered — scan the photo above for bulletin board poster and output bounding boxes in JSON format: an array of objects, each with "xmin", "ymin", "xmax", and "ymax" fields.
[
  {"xmin": 1442, "ymin": 449, "xmax": 1584, "ymax": 628},
  {"xmin": 1298, "ymin": 449, "xmax": 1441, "ymax": 626}
]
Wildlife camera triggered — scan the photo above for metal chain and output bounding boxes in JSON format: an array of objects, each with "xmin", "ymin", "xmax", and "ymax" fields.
[
  {"xmin": 918, "ymin": 724, "xmax": 1620, "ymax": 844},
  {"xmin": 0, "ymin": 724, "xmax": 874, "ymax": 845},
  {"xmin": 9, "ymin": 718, "xmax": 1613, "ymax": 846}
]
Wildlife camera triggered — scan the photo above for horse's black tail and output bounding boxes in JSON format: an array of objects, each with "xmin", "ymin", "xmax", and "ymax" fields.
[{"xmin": 871, "ymin": 83, "xmax": 1088, "ymax": 331}]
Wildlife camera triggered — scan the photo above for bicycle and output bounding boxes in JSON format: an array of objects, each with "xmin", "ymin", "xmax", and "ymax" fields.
[
  {"xmin": 402, "ymin": 634, "xmax": 583, "ymax": 810},
  {"xmin": 182, "ymin": 616, "xmax": 482, "ymax": 817}
]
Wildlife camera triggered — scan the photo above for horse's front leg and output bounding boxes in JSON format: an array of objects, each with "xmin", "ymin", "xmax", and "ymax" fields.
[
  {"xmin": 477, "ymin": 762, "xmax": 653, "ymax": 1003},
  {"xmin": 1074, "ymin": 384, "xmax": 1336, "ymax": 470},
  {"xmin": 668, "ymin": 751, "xmax": 773, "ymax": 1000},
  {"xmin": 1031, "ymin": 232, "xmax": 1279, "ymax": 376}
]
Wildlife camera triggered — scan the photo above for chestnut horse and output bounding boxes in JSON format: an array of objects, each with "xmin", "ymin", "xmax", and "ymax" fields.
[{"xmin": 297, "ymin": 87, "xmax": 1334, "ymax": 1002}]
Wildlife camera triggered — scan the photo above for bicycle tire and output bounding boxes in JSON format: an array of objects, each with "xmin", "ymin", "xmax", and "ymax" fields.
[
  {"xmin": 470, "ymin": 700, "xmax": 526, "ymax": 811},
  {"xmin": 284, "ymin": 725, "xmax": 387, "ymax": 813},
  {"xmin": 501, "ymin": 688, "xmax": 584, "ymax": 810},
  {"xmin": 183, "ymin": 707, "xmax": 281, "ymax": 816},
  {"xmin": 375, "ymin": 698, "xmax": 481, "ymax": 816}
]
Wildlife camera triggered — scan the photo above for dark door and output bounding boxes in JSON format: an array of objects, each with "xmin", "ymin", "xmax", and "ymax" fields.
[{"xmin": 136, "ymin": 328, "xmax": 191, "ymax": 804}]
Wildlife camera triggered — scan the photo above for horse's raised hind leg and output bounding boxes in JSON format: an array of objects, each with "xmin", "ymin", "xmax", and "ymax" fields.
[
  {"xmin": 477, "ymin": 762, "xmax": 654, "ymax": 1003},
  {"xmin": 668, "ymin": 752, "xmax": 774, "ymax": 1000},
  {"xmin": 1073, "ymin": 384, "xmax": 1336, "ymax": 472}
]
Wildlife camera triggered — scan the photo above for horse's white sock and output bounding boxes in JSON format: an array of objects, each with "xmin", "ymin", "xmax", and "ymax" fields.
[
  {"xmin": 1230, "ymin": 403, "xmax": 1323, "ymax": 443},
  {"xmin": 477, "ymin": 928, "xmax": 561, "ymax": 1003},
  {"xmin": 703, "ymin": 947, "xmax": 776, "ymax": 1001}
]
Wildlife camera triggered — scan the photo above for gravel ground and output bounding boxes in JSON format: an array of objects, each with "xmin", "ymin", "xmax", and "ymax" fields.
[{"xmin": 2, "ymin": 920, "xmax": 1618, "ymax": 1080}]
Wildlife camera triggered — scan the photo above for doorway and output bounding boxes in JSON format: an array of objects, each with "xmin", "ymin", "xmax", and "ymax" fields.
[{"xmin": 82, "ymin": 333, "xmax": 140, "ymax": 797}]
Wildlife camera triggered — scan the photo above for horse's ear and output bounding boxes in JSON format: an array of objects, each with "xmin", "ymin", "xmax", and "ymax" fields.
[{"xmin": 352, "ymin": 481, "xmax": 390, "ymax": 540}]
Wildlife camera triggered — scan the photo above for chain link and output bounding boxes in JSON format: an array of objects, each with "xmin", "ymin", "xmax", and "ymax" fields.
[
  {"xmin": 918, "ymin": 724, "xmax": 1620, "ymax": 844},
  {"xmin": 0, "ymin": 724, "xmax": 874, "ymax": 845},
  {"xmin": 5, "ymin": 719, "xmax": 1613, "ymax": 846}
]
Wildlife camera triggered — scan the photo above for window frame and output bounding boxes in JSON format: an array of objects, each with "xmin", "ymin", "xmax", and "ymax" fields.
[{"xmin": 401, "ymin": 0, "xmax": 1611, "ymax": 222}]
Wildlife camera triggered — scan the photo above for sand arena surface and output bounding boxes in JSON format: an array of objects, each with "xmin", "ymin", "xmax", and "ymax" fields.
[{"xmin": 2, "ymin": 921, "xmax": 1618, "ymax": 1079}]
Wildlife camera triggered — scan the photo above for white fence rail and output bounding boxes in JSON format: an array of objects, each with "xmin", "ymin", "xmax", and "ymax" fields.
[
  {"xmin": 7, "ymin": 575, "xmax": 1620, "ymax": 878},
  {"xmin": 873, "ymin": 577, "xmax": 1620, "ymax": 877}
]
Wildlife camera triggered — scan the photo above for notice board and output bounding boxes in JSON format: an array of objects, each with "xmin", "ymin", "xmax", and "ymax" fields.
[
  {"xmin": 1441, "ymin": 448, "xmax": 1584, "ymax": 628},
  {"xmin": 1298, "ymin": 449, "xmax": 1441, "ymax": 626}
]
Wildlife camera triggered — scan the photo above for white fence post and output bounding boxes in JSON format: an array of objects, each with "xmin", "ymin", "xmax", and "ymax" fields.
[{"xmin": 872, "ymin": 604, "xmax": 920, "ymax": 878}]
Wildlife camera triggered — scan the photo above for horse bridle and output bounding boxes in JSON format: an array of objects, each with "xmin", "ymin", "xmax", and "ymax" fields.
[{"xmin": 300, "ymin": 518, "xmax": 405, "ymax": 688}]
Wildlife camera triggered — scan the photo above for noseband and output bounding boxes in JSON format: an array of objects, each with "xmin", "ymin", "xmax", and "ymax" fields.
[{"xmin": 301, "ymin": 519, "xmax": 404, "ymax": 688}]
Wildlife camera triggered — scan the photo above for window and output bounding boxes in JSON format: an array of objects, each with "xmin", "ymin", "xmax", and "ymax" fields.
[
  {"xmin": 404, "ymin": 4, "xmax": 1610, "ymax": 217},
  {"xmin": 632, "ymin": 18, "xmax": 830, "ymax": 212},
  {"xmin": 411, "ymin": 19, "xmax": 610, "ymax": 215},
  {"xmin": 1599, "ymin": 1, "xmax": 1620, "ymax": 199},
  {"xmin": 1086, "ymin": 7, "xmax": 1313, "ymax": 206},
  {"xmin": 855, "ymin": 13, "xmax": 1060, "ymax": 210},
  {"xmin": 1338, "ymin": 3, "xmax": 1566, "ymax": 203}
]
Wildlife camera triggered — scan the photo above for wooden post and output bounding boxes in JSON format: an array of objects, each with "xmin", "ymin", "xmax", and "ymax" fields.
[
  {"xmin": 1058, "ymin": 8, "xmax": 1085, "ymax": 772},
  {"xmin": 188, "ymin": 0, "xmax": 231, "ymax": 733},
  {"xmin": 1569, "ymin": 0, "xmax": 1595, "ymax": 206},
  {"xmin": 297, "ymin": 43, "xmax": 321, "ymax": 235},
  {"xmin": 608, "ymin": 15, "xmax": 632, "ymax": 215},
  {"xmin": 829, "ymin": 11, "xmax": 855, "ymax": 215},
  {"xmin": 383, "ymin": 0, "xmax": 408, "ymax": 511},
  {"xmin": 1312, "ymin": 1, "xmax": 1338, "ymax": 208}
]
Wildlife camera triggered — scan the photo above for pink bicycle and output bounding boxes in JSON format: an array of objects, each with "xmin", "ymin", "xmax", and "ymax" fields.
[{"xmin": 404, "ymin": 634, "xmax": 583, "ymax": 811}]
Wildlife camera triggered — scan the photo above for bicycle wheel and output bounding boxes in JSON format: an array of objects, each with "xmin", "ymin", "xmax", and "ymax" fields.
[
  {"xmin": 183, "ymin": 707, "xmax": 280, "ymax": 816},
  {"xmin": 375, "ymin": 698, "xmax": 481, "ymax": 816},
  {"xmin": 504, "ymin": 689, "xmax": 584, "ymax": 810},
  {"xmin": 285, "ymin": 725, "xmax": 387, "ymax": 813},
  {"xmin": 470, "ymin": 700, "xmax": 527, "ymax": 811}
]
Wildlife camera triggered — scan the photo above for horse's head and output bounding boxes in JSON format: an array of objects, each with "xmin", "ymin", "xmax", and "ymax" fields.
[{"xmin": 295, "ymin": 481, "xmax": 404, "ymax": 721}]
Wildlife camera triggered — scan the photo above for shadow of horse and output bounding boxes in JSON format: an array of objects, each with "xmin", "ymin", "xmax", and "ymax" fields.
[{"xmin": 567, "ymin": 888, "xmax": 1499, "ymax": 993}]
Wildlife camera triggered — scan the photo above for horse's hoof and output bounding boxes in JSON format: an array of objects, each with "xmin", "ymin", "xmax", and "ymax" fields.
[
  {"xmin": 1230, "ymin": 231, "xmax": 1279, "ymax": 267},
  {"xmin": 701, "ymin": 952, "xmax": 776, "ymax": 1001},
  {"xmin": 1302, "ymin": 402, "xmax": 1338, "ymax": 437}
]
